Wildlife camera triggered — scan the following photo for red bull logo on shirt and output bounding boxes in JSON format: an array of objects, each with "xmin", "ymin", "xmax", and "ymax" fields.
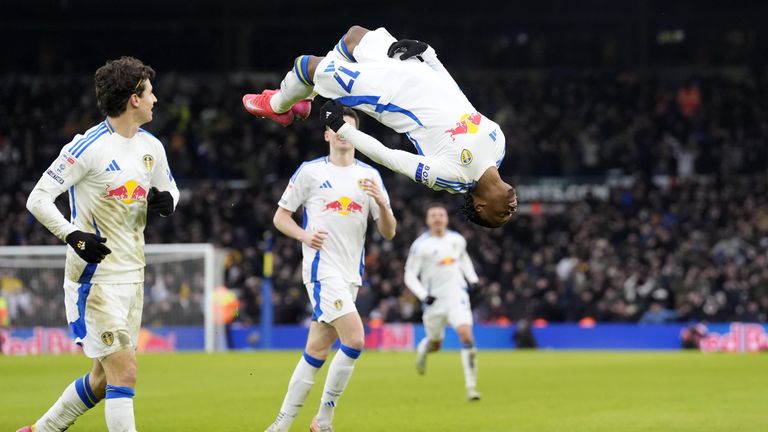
[
  {"xmin": 324, "ymin": 196, "xmax": 364, "ymax": 216},
  {"xmin": 102, "ymin": 180, "xmax": 148, "ymax": 204},
  {"xmin": 446, "ymin": 112, "xmax": 483, "ymax": 139},
  {"xmin": 437, "ymin": 256, "xmax": 457, "ymax": 266}
]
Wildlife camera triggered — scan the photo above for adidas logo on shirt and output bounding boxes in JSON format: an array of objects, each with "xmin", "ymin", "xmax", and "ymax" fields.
[
  {"xmin": 105, "ymin": 160, "xmax": 121, "ymax": 172},
  {"xmin": 319, "ymin": 180, "xmax": 333, "ymax": 189}
]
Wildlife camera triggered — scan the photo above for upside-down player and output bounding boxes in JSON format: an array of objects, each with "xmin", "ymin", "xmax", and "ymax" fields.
[{"xmin": 243, "ymin": 25, "xmax": 516, "ymax": 228}]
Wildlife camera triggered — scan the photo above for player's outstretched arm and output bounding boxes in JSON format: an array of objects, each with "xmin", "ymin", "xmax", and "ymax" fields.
[{"xmin": 322, "ymin": 100, "xmax": 434, "ymax": 187}]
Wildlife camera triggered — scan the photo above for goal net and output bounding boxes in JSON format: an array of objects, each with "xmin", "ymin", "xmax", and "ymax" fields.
[{"xmin": 0, "ymin": 244, "xmax": 223, "ymax": 354}]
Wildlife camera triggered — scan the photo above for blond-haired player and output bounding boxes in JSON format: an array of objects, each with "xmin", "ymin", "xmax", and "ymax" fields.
[
  {"xmin": 404, "ymin": 203, "xmax": 481, "ymax": 401},
  {"xmin": 267, "ymin": 108, "xmax": 396, "ymax": 432}
]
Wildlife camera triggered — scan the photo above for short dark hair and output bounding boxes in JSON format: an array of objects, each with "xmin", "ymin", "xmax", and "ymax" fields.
[
  {"xmin": 461, "ymin": 193, "xmax": 497, "ymax": 228},
  {"xmin": 342, "ymin": 107, "xmax": 361, "ymax": 128},
  {"xmin": 425, "ymin": 202, "xmax": 448, "ymax": 213},
  {"xmin": 94, "ymin": 56, "xmax": 155, "ymax": 117}
]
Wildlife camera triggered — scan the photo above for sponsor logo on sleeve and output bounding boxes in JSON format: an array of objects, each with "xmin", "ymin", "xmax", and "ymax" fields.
[
  {"xmin": 46, "ymin": 169, "xmax": 65, "ymax": 184},
  {"xmin": 414, "ymin": 163, "xmax": 431, "ymax": 184},
  {"xmin": 61, "ymin": 153, "xmax": 76, "ymax": 165}
]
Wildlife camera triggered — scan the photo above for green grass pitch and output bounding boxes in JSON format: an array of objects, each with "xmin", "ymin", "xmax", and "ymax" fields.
[{"xmin": 2, "ymin": 351, "xmax": 766, "ymax": 431}]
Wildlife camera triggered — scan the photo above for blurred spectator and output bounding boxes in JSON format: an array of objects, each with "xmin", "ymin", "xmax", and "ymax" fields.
[{"xmin": 513, "ymin": 319, "xmax": 537, "ymax": 349}]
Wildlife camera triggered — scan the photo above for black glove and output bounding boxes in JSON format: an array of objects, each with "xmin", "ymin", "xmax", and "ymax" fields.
[
  {"xmin": 147, "ymin": 187, "xmax": 174, "ymax": 217},
  {"xmin": 320, "ymin": 100, "xmax": 346, "ymax": 132},
  {"xmin": 423, "ymin": 295, "xmax": 436, "ymax": 306},
  {"xmin": 65, "ymin": 230, "xmax": 112, "ymax": 263},
  {"xmin": 387, "ymin": 39, "xmax": 428, "ymax": 61}
]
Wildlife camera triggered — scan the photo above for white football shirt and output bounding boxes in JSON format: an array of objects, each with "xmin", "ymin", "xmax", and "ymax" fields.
[
  {"xmin": 278, "ymin": 157, "xmax": 390, "ymax": 285},
  {"xmin": 404, "ymin": 230, "xmax": 479, "ymax": 301},
  {"xmin": 27, "ymin": 119, "xmax": 179, "ymax": 284}
]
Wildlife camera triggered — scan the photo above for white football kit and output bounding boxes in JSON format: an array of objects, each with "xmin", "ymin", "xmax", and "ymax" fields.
[
  {"xmin": 27, "ymin": 119, "xmax": 179, "ymax": 358},
  {"xmin": 312, "ymin": 27, "xmax": 506, "ymax": 194},
  {"xmin": 404, "ymin": 230, "xmax": 479, "ymax": 341},
  {"xmin": 278, "ymin": 157, "xmax": 391, "ymax": 323}
]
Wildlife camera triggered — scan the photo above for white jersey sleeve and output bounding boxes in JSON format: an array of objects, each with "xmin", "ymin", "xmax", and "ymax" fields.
[
  {"xmin": 27, "ymin": 145, "xmax": 93, "ymax": 241},
  {"xmin": 279, "ymin": 163, "xmax": 311, "ymax": 212},
  {"xmin": 404, "ymin": 237, "xmax": 429, "ymax": 300},
  {"xmin": 458, "ymin": 237, "xmax": 479, "ymax": 284},
  {"xmin": 149, "ymin": 137, "xmax": 180, "ymax": 209},
  {"xmin": 336, "ymin": 123, "xmax": 461, "ymax": 192}
]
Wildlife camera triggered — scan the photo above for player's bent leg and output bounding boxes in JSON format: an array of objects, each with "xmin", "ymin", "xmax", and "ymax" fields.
[
  {"xmin": 271, "ymin": 55, "xmax": 322, "ymax": 116},
  {"xmin": 266, "ymin": 322, "xmax": 337, "ymax": 432},
  {"xmin": 304, "ymin": 319, "xmax": 339, "ymax": 359},
  {"xmin": 456, "ymin": 324, "xmax": 480, "ymax": 401},
  {"xmin": 342, "ymin": 25, "xmax": 371, "ymax": 60},
  {"xmin": 243, "ymin": 55, "xmax": 321, "ymax": 125},
  {"xmin": 313, "ymin": 312, "xmax": 364, "ymax": 430},
  {"xmin": 89, "ymin": 358, "xmax": 108, "ymax": 399},
  {"xmin": 456, "ymin": 324, "xmax": 474, "ymax": 346},
  {"xmin": 101, "ymin": 348, "xmax": 138, "ymax": 432},
  {"xmin": 26, "ymin": 365, "xmax": 106, "ymax": 432},
  {"xmin": 329, "ymin": 311, "xmax": 365, "ymax": 350},
  {"xmin": 415, "ymin": 338, "xmax": 442, "ymax": 376}
]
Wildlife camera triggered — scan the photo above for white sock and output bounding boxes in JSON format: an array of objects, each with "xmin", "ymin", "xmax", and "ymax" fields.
[
  {"xmin": 316, "ymin": 344, "xmax": 361, "ymax": 426},
  {"xmin": 271, "ymin": 353, "xmax": 324, "ymax": 430},
  {"xmin": 105, "ymin": 385, "xmax": 136, "ymax": 432},
  {"xmin": 417, "ymin": 337, "xmax": 429, "ymax": 356},
  {"xmin": 35, "ymin": 374, "xmax": 101, "ymax": 432},
  {"xmin": 270, "ymin": 57, "xmax": 314, "ymax": 113},
  {"xmin": 461, "ymin": 346, "xmax": 478, "ymax": 389}
]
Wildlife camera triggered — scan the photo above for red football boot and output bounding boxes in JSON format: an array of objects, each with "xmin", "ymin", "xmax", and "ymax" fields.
[
  {"xmin": 261, "ymin": 89, "xmax": 312, "ymax": 120},
  {"xmin": 291, "ymin": 99, "xmax": 312, "ymax": 120},
  {"xmin": 242, "ymin": 90, "xmax": 295, "ymax": 126}
]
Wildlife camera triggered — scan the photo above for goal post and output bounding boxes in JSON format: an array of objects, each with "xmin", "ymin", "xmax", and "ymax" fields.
[{"xmin": 0, "ymin": 243, "xmax": 224, "ymax": 353}]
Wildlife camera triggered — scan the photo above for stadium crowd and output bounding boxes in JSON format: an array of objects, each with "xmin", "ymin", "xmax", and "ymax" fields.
[{"xmin": 1, "ymin": 69, "xmax": 767, "ymax": 328}]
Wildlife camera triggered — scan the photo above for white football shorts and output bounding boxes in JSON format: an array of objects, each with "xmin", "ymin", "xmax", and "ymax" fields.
[
  {"xmin": 305, "ymin": 276, "xmax": 359, "ymax": 324},
  {"xmin": 423, "ymin": 291, "xmax": 474, "ymax": 342},
  {"xmin": 64, "ymin": 280, "xmax": 143, "ymax": 359}
]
